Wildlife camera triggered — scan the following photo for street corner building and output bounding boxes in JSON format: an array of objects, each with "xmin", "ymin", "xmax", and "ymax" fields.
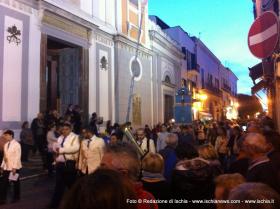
[{"xmin": 0, "ymin": 0, "xmax": 238, "ymax": 134}]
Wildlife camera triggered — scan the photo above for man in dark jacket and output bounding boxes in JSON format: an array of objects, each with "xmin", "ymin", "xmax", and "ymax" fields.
[
  {"xmin": 159, "ymin": 133, "xmax": 178, "ymax": 183},
  {"xmin": 178, "ymin": 125, "xmax": 195, "ymax": 147},
  {"xmin": 243, "ymin": 133, "xmax": 280, "ymax": 193}
]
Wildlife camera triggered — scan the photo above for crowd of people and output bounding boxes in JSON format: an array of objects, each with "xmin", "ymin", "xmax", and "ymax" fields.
[{"xmin": 0, "ymin": 107, "xmax": 280, "ymax": 209}]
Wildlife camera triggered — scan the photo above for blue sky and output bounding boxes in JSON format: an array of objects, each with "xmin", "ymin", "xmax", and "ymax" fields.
[{"xmin": 148, "ymin": 0, "xmax": 260, "ymax": 94}]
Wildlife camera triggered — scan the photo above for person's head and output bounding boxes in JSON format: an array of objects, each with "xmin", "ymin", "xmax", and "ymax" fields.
[
  {"xmin": 217, "ymin": 127, "xmax": 227, "ymax": 137},
  {"xmin": 56, "ymin": 123, "xmax": 64, "ymax": 135},
  {"xmin": 161, "ymin": 124, "xmax": 167, "ymax": 132},
  {"xmin": 22, "ymin": 121, "xmax": 29, "ymax": 129},
  {"xmin": 142, "ymin": 153, "xmax": 164, "ymax": 174},
  {"xmin": 110, "ymin": 133, "xmax": 119, "ymax": 145},
  {"xmin": 82, "ymin": 127, "xmax": 95, "ymax": 139},
  {"xmin": 181, "ymin": 125, "xmax": 189, "ymax": 134},
  {"xmin": 52, "ymin": 110, "xmax": 59, "ymax": 117},
  {"xmin": 215, "ymin": 173, "xmax": 245, "ymax": 200},
  {"xmin": 198, "ymin": 144, "xmax": 218, "ymax": 161},
  {"xmin": 101, "ymin": 142, "xmax": 140, "ymax": 182},
  {"xmin": 243, "ymin": 133, "xmax": 270, "ymax": 159},
  {"xmin": 62, "ymin": 122, "xmax": 72, "ymax": 137},
  {"xmin": 175, "ymin": 143, "xmax": 198, "ymax": 160},
  {"xmin": 37, "ymin": 112, "xmax": 43, "ymax": 119},
  {"xmin": 247, "ymin": 121, "xmax": 261, "ymax": 133},
  {"xmin": 225, "ymin": 183, "xmax": 280, "ymax": 209},
  {"xmin": 67, "ymin": 104, "xmax": 74, "ymax": 111},
  {"xmin": 48, "ymin": 123, "xmax": 56, "ymax": 131},
  {"xmin": 263, "ymin": 131, "xmax": 280, "ymax": 152},
  {"xmin": 74, "ymin": 105, "xmax": 80, "ymax": 112},
  {"xmin": 60, "ymin": 169, "xmax": 137, "ymax": 209},
  {"xmin": 136, "ymin": 128, "xmax": 146, "ymax": 141},
  {"xmin": 232, "ymin": 126, "xmax": 242, "ymax": 136},
  {"xmin": 3, "ymin": 130, "xmax": 14, "ymax": 141},
  {"xmin": 165, "ymin": 133, "xmax": 178, "ymax": 148}
]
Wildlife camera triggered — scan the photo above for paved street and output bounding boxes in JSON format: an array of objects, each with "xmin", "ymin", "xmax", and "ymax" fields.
[
  {"xmin": 1, "ymin": 154, "xmax": 54, "ymax": 209},
  {"xmin": 1, "ymin": 176, "xmax": 54, "ymax": 209}
]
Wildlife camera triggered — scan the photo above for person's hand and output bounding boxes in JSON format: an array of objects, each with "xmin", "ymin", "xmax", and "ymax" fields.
[{"xmin": 12, "ymin": 168, "xmax": 16, "ymax": 175}]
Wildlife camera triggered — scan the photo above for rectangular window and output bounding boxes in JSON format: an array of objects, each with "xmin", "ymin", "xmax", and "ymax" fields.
[
  {"xmin": 215, "ymin": 78, "xmax": 219, "ymax": 88},
  {"xmin": 201, "ymin": 69, "xmax": 205, "ymax": 88}
]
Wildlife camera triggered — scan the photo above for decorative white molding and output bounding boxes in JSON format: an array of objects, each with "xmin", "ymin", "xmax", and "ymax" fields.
[{"xmin": 0, "ymin": 0, "xmax": 38, "ymax": 15}]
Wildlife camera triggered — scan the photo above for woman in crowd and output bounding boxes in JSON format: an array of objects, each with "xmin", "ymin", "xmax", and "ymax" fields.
[
  {"xmin": 198, "ymin": 144, "xmax": 223, "ymax": 176},
  {"xmin": 227, "ymin": 126, "xmax": 243, "ymax": 163},
  {"xmin": 215, "ymin": 127, "xmax": 229, "ymax": 170},
  {"xmin": 20, "ymin": 121, "xmax": 34, "ymax": 162},
  {"xmin": 46, "ymin": 123, "xmax": 58, "ymax": 176},
  {"xmin": 141, "ymin": 153, "xmax": 171, "ymax": 209}
]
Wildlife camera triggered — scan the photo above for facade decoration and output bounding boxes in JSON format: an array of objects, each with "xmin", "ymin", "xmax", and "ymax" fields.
[{"xmin": 7, "ymin": 25, "xmax": 21, "ymax": 45}]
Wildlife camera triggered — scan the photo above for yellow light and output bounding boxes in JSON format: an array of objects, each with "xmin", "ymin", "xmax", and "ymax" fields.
[
  {"xmin": 234, "ymin": 102, "xmax": 239, "ymax": 108},
  {"xmin": 255, "ymin": 112, "xmax": 260, "ymax": 118},
  {"xmin": 193, "ymin": 101, "xmax": 202, "ymax": 111},
  {"xmin": 200, "ymin": 94, "xmax": 208, "ymax": 101}
]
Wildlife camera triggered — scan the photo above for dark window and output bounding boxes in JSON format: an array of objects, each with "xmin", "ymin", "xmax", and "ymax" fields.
[
  {"xmin": 208, "ymin": 73, "xmax": 213, "ymax": 86},
  {"xmin": 129, "ymin": 0, "xmax": 138, "ymax": 6},
  {"xmin": 201, "ymin": 68, "xmax": 205, "ymax": 88},
  {"xmin": 215, "ymin": 78, "xmax": 219, "ymax": 88}
]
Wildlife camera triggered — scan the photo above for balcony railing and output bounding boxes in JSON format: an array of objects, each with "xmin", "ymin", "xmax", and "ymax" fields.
[
  {"xmin": 204, "ymin": 82, "xmax": 222, "ymax": 96},
  {"xmin": 222, "ymin": 84, "xmax": 231, "ymax": 93}
]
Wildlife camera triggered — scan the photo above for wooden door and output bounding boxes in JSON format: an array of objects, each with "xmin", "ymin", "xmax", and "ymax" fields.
[{"xmin": 59, "ymin": 48, "xmax": 80, "ymax": 115}]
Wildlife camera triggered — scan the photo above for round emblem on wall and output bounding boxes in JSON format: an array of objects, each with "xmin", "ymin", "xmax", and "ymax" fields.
[{"xmin": 130, "ymin": 56, "xmax": 143, "ymax": 81}]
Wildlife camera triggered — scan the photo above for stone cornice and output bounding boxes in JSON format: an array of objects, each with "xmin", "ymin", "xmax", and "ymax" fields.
[
  {"xmin": 149, "ymin": 30, "xmax": 184, "ymax": 59},
  {"xmin": 0, "ymin": 0, "xmax": 39, "ymax": 15},
  {"xmin": 40, "ymin": 3, "xmax": 99, "ymax": 31},
  {"xmin": 114, "ymin": 35, "xmax": 153, "ymax": 59}
]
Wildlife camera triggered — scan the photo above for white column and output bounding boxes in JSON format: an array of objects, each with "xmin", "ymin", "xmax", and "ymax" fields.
[{"xmin": 2, "ymin": 16, "xmax": 23, "ymax": 121}]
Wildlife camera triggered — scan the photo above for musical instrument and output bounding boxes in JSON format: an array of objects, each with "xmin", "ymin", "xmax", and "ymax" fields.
[{"xmin": 121, "ymin": 124, "xmax": 147, "ymax": 158}]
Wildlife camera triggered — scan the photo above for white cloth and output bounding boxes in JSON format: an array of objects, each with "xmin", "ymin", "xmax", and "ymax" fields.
[
  {"xmin": 53, "ymin": 132, "xmax": 80, "ymax": 163},
  {"xmin": 78, "ymin": 135, "xmax": 105, "ymax": 174},
  {"xmin": 1, "ymin": 139, "xmax": 22, "ymax": 171},
  {"xmin": 137, "ymin": 138, "xmax": 156, "ymax": 153}
]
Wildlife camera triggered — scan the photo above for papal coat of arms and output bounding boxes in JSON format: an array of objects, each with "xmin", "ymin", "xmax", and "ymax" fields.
[{"xmin": 7, "ymin": 25, "xmax": 21, "ymax": 45}]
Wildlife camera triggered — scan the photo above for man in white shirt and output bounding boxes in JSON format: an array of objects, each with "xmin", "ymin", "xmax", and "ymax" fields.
[
  {"xmin": 50, "ymin": 122, "xmax": 80, "ymax": 208},
  {"xmin": 0, "ymin": 130, "xmax": 22, "ymax": 204},
  {"xmin": 78, "ymin": 127, "xmax": 105, "ymax": 175},
  {"xmin": 136, "ymin": 128, "xmax": 156, "ymax": 154}
]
